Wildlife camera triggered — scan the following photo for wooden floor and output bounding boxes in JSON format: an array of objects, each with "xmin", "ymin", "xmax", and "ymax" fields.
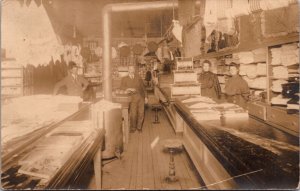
[{"xmin": 88, "ymin": 107, "xmax": 204, "ymax": 190}]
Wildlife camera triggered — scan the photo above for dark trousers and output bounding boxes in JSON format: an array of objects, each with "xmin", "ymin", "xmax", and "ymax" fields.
[{"xmin": 129, "ymin": 95, "xmax": 145, "ymax": 130}]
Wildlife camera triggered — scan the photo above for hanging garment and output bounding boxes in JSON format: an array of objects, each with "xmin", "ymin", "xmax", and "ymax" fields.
[
  {"xmin": 231, "ymin": 0, "xmax": 251, "ymax": 17},
  {"xmin": 270, "ymin": 47, "xmax": 282, "ymax": 65},
  {"xmin": 204, "ymin": 0, "xmax": 218, "ymax": 43},
  {"xmin": 172, "ymin": 20, "xmax": 183, "ymax": 43}
]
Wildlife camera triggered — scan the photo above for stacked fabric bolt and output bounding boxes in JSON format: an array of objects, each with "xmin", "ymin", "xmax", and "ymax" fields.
[
  {"xmin": 233, "ymin": 51, "xmax": 255, "ymax": 64},
  {"xmin": 272, "ymin": 80, "xmax": 288, "ymax": 92},
  {"xmin": 256, "ymin": 63, "xmax": 267, "ymax": 75},
  {"xmin": 270, "ymin": 48, "xmax": 282, "ymax": 65},
  {"xmin": 287, "ymin": 95, "xmax": 299, "ymax": 114},
  {"xmin": 243, "ymin": 76, "xmax": 267, "ymax": 89},
  {"xmin": 252, "ymin": 48, "xmax": 267, "ymax": 62},
  {"xmin": 273, "ymin": 66, "xmax": 289, "ymax": 79},
  {"xmin": 281, "ymin": 44, "xmax": 299, "ymax": 66},
  {"xmin": 251, "ymin": 77, "xmax": 267, "ymax": 89},
  {"xmin": 271, "ymin": 94, "xmax": 290, "ymax": 106},
  {"xmin": 225, "ymin": 58, "xmax": 240, "ymax": 65}
]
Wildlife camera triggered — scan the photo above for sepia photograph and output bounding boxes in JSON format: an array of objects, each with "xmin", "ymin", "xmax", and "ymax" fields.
[{"xmin": 1, "ymin": 0, "xmax": 299, "ymax": 190}]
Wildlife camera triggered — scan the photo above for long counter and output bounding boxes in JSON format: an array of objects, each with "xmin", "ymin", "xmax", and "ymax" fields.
[{"xmin": 156, "ymin": 85, "xmax": 299, "ymax": 189}]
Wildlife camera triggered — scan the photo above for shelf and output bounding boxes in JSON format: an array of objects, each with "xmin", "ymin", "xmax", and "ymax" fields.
[
  {"xmin": 249, "ymin": 87, "xmax": 266, "ymax": 90},
  {"xmin": 270, "ymin": 76, "xmax": 289, "ymax": 80},
  {"xmin": 1, "ymin": 76, "xmax": 23, "ymax": 79},
  {"xmin": 1, "ymin": 68, "xmax": 23, "ymax": 70}
]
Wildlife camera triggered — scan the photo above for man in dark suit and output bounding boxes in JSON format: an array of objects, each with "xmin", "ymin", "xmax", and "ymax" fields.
[
  {"xmin": 120, "ymin": 66, "xmax": 148, "ymax": 133},
  {"xmin": 53, "ymin": 61, "xmax": 89, "ymax": 97}
]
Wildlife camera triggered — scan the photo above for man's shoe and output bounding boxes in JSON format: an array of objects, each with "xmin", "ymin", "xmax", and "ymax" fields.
[{"xmin": 137, "ymin": 129, "xmax": 142, "ymax": 133}]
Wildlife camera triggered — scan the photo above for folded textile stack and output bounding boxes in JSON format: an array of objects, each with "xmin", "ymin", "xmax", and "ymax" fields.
[
  {"xmin": 252, "ymin": 48, "xmax": 267, "ymax": 62},
  {"xmin": 233, "ymin": 51, "xmax": 255, "ymax": 64},
  {"xmin": 189, "ymin": 102, "xmax": 218, "ymax": 109},
  {"xmin": 271, "ymin": 94, "xmax": 290, "ymax": 106},
  {"xmin": 287, "ymin": 95, "xmax": 299, "ymax": 114},
  {"xmin": 192, "ymin": 110, "xmax": 221, "ymax": 121},
  {"xmin": 243, "ymin": 76, "xmax": 267, "ymax": 89},
  {"xmin": 281, "ymin": 44, "xmax": 299, "ymax": 66},
  {"xmin": 225, "ymin": 58, "xmax": 240, "ymax": 65},
  {"xmin": 182, "ymin": 96, "xmax": 216, "ymax": 104},
  {"xmin": 256, "ymin": 63, "xmax": 267, "ymax": 75},
  {"xmin": 270, "ymin": 48, "xmax": 282, "ymax": 65},
  {"xmin": 273, "ymin": 66, "xmax": 289, "ymax": 79},
  {"xmin": 271, "ymin": 80, "xmax": 288, "ymax": 92},
  {"xmin": 251, "ymin": 77, "xmax": 268, "ymax": 89}
]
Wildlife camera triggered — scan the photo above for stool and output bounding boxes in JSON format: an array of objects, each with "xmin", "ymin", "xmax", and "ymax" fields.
[
  {"xmin": 152, "ymin": 104, "xmax": 162, "ymax": 124},
  {"xmin": 163, "ymin": 139, "xmax": 183, "ymax": 183}
]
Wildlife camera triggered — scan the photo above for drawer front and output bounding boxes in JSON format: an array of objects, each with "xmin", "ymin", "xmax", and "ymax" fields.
[
  {"xmin": 1, "ymin": 78, "xmax": 23, "ymax": 86},
  {"xmin": 2, "ymin": 69, "xmax": 23, "ymax": 77},
  {"xmin": 1, "ymin": 86, "xmax": 23, "ymax": 95},
  {"xmin": 267, "ymin": 107, "xmax": 299, "ymax": 133},
  {"xmin": 248, "ymin": 102, "xmax": 267, "ymax": 120}
]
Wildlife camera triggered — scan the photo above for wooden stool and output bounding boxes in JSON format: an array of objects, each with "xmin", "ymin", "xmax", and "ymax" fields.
[
  {"xmin": 163, "ymin": 139, "xmax": 183, "ymax": 183},
  {"xmin": 152, "ymin": 103, "xmax": 162, "ymax": 124}
]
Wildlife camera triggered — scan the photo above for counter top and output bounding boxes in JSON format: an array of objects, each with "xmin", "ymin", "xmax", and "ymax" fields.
[{"xmin": 174, "ymin": 99, "xmax": 299, "ymax": 189}]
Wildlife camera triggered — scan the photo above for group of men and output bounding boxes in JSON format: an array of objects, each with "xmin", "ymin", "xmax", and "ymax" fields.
[{"xmin": 54, "ymin": 62, "xmax": 148, "ymax": 133}]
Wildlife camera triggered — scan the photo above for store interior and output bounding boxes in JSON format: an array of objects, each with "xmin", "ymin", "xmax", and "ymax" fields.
[{"xmin": 1, "ymin": 0, "xmax": 299, "ymax": 190}]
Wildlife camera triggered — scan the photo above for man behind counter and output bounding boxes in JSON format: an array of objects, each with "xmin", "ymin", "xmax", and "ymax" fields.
[
  {"xmin": 53, "ymin": 61, "xmax": 89, "ymax": 97},
  {"xmin": 120, "ymin": 66, "xmax": 148, "ymax": 133}
]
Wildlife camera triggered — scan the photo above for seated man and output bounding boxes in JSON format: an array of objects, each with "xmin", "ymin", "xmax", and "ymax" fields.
[
  {"xmin": 120, "ymin": 66, "xmax": 148, "ymax": 133},
  {"xmin": 53, "ymin": 61, "xmax": 89, "ymax": 97}
]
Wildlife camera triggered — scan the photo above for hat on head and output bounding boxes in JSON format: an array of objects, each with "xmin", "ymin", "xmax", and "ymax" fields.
[{"xmin": 68, "ymin": 61, "xmax": 78, "ymax": 70}]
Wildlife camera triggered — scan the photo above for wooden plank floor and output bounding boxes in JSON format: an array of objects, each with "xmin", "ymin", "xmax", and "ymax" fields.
[{"xmin": 88, "ymin": 107, "xmax": 204, "ymax": 190}]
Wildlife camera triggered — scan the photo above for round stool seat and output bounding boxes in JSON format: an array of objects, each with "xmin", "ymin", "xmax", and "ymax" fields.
[{"xmin": 164, "ymin": 139, "xmax": 183, "ymax": 150}]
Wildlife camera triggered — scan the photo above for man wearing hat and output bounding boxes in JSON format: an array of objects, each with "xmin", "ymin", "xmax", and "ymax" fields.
[{"xmin": 53, "ymin": 61, "xmax": 89, "ymax": 97}]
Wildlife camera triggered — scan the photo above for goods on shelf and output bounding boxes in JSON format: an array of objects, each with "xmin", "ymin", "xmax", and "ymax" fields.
[{"xmin": 268, "ymin": 42, "xmax": 299, "ymax": 113}]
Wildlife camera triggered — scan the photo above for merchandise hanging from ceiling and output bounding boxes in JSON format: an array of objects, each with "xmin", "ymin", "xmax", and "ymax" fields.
[{"xmin": 2, "ymin": 0, "xmax": 64, "ymax": 67}]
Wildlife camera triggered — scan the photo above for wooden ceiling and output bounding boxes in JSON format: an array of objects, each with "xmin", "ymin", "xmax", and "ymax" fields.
[{"xmin": 44, "ymin": 0, "xmax": 177, "ymax": 40}]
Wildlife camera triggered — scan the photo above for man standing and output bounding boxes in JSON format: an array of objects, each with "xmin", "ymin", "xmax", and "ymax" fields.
[
  {"xmin": 53, "ymin": 61, "xmax": 89, "ymax": 97},
  {"xmin": 120, "ymin": 66, "xmax": 148, "ymax": 133}
]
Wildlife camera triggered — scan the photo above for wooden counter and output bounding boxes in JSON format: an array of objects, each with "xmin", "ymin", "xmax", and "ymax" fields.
[
  {"xmin": 155, "ymin": 85, "xmax": 299, "ymax": 189},
  {"xmin": 1, "ymin": 103, "xmax": 105, "ymax": 189},
  {"xmin": 174, "ymin": 100, "xmax": 299, "ymax": 189}
]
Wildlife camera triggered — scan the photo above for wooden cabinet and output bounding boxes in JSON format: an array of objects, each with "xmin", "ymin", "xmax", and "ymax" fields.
[
  {"xmin": 248, "ymin": 102, "xmax": 267, "ymax": 121},
  {"xmin": 267, "ymin": 106, "xmax": 299, "ymax": 135}
]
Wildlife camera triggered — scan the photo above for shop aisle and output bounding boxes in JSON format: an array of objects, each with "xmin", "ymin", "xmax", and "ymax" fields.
[{"xmin": 88, "ymin": 107, "xmax": 204, "ymax": 190}]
